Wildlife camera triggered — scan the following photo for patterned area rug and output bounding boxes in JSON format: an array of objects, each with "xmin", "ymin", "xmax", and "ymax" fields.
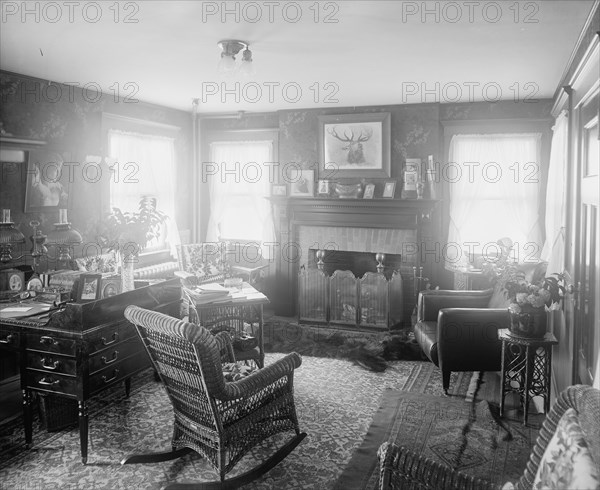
[
  {"xmin": 0, "ymin": 356, "xmax": 469, "ymax": 490},
  {"xmin": 334, "ymin": 383, "xmax": 539, "ymax": 489}
]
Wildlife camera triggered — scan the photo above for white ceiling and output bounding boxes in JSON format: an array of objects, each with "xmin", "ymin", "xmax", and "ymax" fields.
[{"xmin": 0, "ymin": 1, "xmax": 595, "ymax": 113}]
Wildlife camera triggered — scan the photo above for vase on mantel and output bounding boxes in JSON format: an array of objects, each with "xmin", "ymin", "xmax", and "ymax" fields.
[{"xmin": 120, "ymin": 251, "xmax": 136, "ymax": 292}]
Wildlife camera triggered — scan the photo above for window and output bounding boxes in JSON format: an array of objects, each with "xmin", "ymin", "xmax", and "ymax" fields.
[
  {"xmin": 105, "ymin": 120, "xmax": 179, "ymax": 256},
  {"xmin": 206, "ymin": 140, "xmax": 275, "ymax": 248},
  {"xmin": 447, "ymin": 133, "xmax": 543, "ymax": 267}
]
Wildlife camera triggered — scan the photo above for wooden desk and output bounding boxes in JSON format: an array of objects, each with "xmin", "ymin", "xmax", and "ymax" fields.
[
  {"xmin": 191, "ymin": 283, "xmax": 269, "ymax": 368},
  {"xmin": 0, "ymin": 278, "xmax": 182, "ymax": 463}
]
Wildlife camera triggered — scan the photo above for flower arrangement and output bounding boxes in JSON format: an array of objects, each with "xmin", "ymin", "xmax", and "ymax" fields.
[
  {"xmin": 481, "ymin": 238, "xmax": 565, "ymax": 337},
  {"xmin": 97, "ymin": 196, "xmax": 166, "ymax": 256},
  {"xmin": 504, "ymin": 271, "xmax": 566, "ymax": 312}
]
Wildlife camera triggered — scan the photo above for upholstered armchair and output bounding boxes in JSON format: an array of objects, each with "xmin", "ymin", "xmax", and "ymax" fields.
[
  {"xmin": 377, "ymin": 385, "xmax": 600, "ymax": 489},
  {"xmin": 122, "ymin": 305, "xmax": 306, "ymax": 488},
  {"xmin": 414, "ymin": 287, "xmax": 507, "ymax": 394},
  {"xmin": 414, "ymin": 262, "xmax": 548, "ymax": 394}
]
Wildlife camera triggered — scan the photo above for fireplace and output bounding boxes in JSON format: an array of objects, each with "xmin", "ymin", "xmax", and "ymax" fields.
[{"xmin": 270, "ymin": 197, "xmax": 440, "ymax": 328}]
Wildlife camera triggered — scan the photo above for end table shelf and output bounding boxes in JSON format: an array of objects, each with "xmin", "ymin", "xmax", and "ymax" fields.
[{"xmin": 499, "ymin": 329, "xmax": 558, "ymax": 425}]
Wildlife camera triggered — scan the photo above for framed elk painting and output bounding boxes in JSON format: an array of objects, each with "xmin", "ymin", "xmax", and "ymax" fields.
[{"xmin": 318, "ymin": 112, "xmax": 390, "ymax": 179}]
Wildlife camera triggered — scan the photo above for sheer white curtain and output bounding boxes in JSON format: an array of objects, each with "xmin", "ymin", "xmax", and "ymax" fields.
[
  {"xmin": 108, "ymin": 129, "xmax": 180, "ymax": 255},
  {"xmin": 206, "ymin": 140, "xmax": 275, "ymax": 252},
  {"xmin": 447, "ymin": 133, "xmax": 543, "ymax": 268},
  {"xmin": 541, "ymin": 111, "xmax": 569, "ymax": 274}
]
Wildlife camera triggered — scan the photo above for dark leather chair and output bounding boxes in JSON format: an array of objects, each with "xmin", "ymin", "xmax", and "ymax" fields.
[
  {"xmin": 414, "ymin": 287, "xmax": 508, "ymax": 394},
  {"xmin": 414, "ymin": 262, "xmax": 548, "ymax": 394}
]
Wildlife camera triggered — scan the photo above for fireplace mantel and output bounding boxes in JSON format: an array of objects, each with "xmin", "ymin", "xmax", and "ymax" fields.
[
  {"xmin": 269, "ymin": 197, "xmax": 442, "ymax": 317},
  {"xmin": 270, "ymin": 197, "xmax": 439, "ymax": 229}
]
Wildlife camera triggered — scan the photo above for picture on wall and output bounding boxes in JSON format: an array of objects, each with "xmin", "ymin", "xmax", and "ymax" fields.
[
  {"xmin": 318, "ymin": 112, "xmax": 390, "ymax": 179},
  {"xmin": 24, "ymin": 150, "xmax": 70, "ymax": 213}
]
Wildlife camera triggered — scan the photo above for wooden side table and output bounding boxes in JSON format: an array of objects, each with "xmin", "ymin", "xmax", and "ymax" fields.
[{"xmin": 499, "ymin": 329, "xmax": 558, "ymax": 425}]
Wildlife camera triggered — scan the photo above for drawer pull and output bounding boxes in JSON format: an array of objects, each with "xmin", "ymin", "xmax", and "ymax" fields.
[
  {"xmin": 40, "ymin": 357, "xmax": 61, "ymax": 370},
  {"xmin": 101, "ymin": 369, "xmax": 120, "ymax": 384},
  {"xmin": 102, "ymin": 351, "xmax": 119, "ymax": 365},
  {"xmin": 39, "ymin": 377, "xmax": 60, "ymax": 387},
  {"xmin": 101, "ymin": 332, "xmax": 119, "ymax": 346},
  {"xmin": 40, "ymin": 336, "xmax": 59, "ymax": 346},
  {"xmin": 0, "ymin": 334, "xmax": 15, "ymax": 344}
]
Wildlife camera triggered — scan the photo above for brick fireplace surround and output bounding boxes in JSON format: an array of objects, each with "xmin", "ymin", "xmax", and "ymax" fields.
[{"xmin": 270, "ymin": 197, "xmax": 440, "ymax": 326}]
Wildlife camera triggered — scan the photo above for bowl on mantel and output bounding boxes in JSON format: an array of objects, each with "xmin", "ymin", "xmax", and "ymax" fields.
[{"xmin": 334, "ymin": 183, "xmax": 362, "ymax": 199}]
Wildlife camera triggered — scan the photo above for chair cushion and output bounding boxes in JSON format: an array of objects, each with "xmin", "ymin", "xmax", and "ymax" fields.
[
  {"xmin": 222, "ymin": 362, "xmax": 256, "ymax": 382},
  {"xmin": 533, "ymin": 407, "xmax": 599, "ymax": 490}
]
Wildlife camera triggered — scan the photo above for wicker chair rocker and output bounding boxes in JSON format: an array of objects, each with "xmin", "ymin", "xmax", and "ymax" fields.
[
  {"xmin": 122, "ymin": 305, "xmax": 306, "ymax": 489},
  {"xmin": 377, "ymin": 384, "xmax": 600, "ymax": 490}
]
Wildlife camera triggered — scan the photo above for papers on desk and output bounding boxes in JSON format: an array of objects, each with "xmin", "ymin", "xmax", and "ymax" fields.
[{"xmin": 0, "ymin": 303, "xmax": 52, "ymax": 318}]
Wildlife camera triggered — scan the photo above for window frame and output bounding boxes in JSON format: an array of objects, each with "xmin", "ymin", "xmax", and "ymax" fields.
[
  {"xmin": 101, "ymin": 113, "xmax": 181, "ymax": 265},
  {"xmin": 440, "ymin": 118, "xmax": 552, "ymax": 269},
  {"xmin": 199, "ymin": 128, "xmax": 279, "ymax": 242}
]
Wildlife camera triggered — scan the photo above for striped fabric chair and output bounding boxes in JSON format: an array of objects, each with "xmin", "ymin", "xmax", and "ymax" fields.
[{"xmin": 122, "ymin": 305, "xmax": 306, "ymax": 488}]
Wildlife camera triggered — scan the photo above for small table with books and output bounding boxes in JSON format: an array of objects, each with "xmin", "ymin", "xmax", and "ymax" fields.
[{"xmin": 185, "ymin": 282, "xmax": 269, "ymax": 368}]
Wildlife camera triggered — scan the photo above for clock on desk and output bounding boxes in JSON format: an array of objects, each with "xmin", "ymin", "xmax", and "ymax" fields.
[{"xmin": 0, "ymin": 268, "xmax": 25, "ymax": 293}]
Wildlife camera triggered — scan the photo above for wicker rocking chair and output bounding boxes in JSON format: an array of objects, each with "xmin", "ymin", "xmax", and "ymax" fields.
[{"xmin": 122, "ymin": 305, "xmax": 306, "ymax": 489}]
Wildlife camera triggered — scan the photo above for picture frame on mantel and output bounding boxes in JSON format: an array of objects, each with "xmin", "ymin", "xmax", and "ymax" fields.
[
  {"xmin": 318, "ymin": 112, "xmax": 391, "ymax": 180},
  {"xmin": 290, "ymin": 169, "xmax": 315, "ymax": 197}
]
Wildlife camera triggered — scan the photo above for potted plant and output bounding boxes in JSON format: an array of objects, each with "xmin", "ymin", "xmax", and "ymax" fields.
[
  {"xmin": 482, "ymin": 238, "xmax": 565, "ymax": 338},
  {"xmin": 503, "ymin": 271, "xmax": 565, "ymax": 338},
  {"xmin": 97, "ymin": 196, "xmax": 166, "ymax": 291}
]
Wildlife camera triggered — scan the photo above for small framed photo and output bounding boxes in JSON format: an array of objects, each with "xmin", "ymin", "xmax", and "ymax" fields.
[
  {"xmin": 317, "ymin": 179, "xmax": 332, "ymax": 196},
  {"xmin": 290, "ymin": 170, "xmax": 315, "ymax": 197},
  {"xmin": 382, "ymin": 180, "xmax": 397, "ymax": 199},
  {"xmin": 100, "ymin": 275, "xmax": 122, "ymax": 299},
  {"xmin": 363, "ymin": 183, "xmax": 375, "ymax": 199},
  {"xmin": 76, "ymin": 273, "xmax": 101, "ymax": 302},
  {"xmin": 271, "ymin": 184, "xmax": 287, "ymax": 197}
]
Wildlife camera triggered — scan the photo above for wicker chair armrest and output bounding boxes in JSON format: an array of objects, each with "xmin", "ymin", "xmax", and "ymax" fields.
[
  {"xmin": 378, "ymin": 442, "xmax": 500, "ymax": 490},
  {"xmin": 214, "ymin": 331, "xmax": 236, "ymax": 363},
  {"xmin": 220, "ymin": 352, "xmax": 302, "ymax": 400}
]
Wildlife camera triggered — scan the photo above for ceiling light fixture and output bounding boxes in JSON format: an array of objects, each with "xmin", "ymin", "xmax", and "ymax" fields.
[{"xmin": 217, "ymin": 39, "xmax": 254, "ymax": 77}]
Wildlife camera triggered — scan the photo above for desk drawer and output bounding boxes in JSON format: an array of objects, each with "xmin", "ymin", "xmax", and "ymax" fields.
[
  {"xmin": 0, "ymin": 329, "xmax": 19, "ymax": 347},
  {"xmin": 26, "ymin": 352, "xmax": 77, "ymax": 376},
  {"xmin": 87, "ymin": 322, "xmax": 138, "ymax": 355},
  {"xmin": 88, "ymin": 336, "xmax": 142, "ymax": 375},
  {"xmin": 26, "ymin": 333, "xmax": 77, "ymax": 356},
  {"xmin": 88, "ymin": 353, "xmax": 149, "ymax": 395},
  {"xmin": 26, "ymin": 370, "xmax": 78, "ymax": 396}
]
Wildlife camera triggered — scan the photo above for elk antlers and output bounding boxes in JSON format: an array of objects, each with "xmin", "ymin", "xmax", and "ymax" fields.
[{"xmin": 328, "ymin": 126, "xmax": 372, "ymax": 143}]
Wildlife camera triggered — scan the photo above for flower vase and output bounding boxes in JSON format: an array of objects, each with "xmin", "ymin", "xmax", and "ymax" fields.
[
  {"xmin": 509, "ymin": 305, "xmax": 547, "ymax": 338},
  {"xmin": 120, "ymin": 252, "xmax": 136, "ymax": 292}
]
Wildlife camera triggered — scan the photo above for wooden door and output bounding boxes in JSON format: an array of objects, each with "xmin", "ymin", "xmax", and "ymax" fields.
[{"xmin": 574, "ymin": 82, "xmax": 599, "ymax": 385}]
